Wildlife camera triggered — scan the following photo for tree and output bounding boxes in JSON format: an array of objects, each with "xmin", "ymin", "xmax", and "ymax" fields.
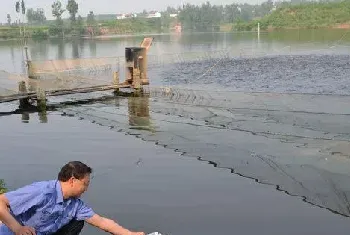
[
  {"xmin": 27, "ymin": 8, "xmax": 34, "ymax": 23},
  {"xmin": 15, "ymin": 2, "xmax": 20, "ymax": 13},
  {"xmin": 15, "ymin": 1, "xmax": 25, "ymax": 15},
  {"xmin": 27, "ymin": 8, "xmax": 46, "ymax": 25},
  {"xmin": 76, "ymin": 15, "xmax": 84, "ymax": 34},
  {"xmin": 52, "ymin": 0, "xmax": 65, "ymax": 20},
  {"xmin": 37, "ymin": 8, "xmax": 46, "ymax": 24},
  {"xmin": 166, "ymin": 6, "xmax": 177, "ymax": 14},
  {"xmin": 66, "ymin": 0, "xmax": 79, "ymax": 23},
  {"xmin": 77, "ymin": 15, "xmax": 83, "ymax": 26},
  {"xmin": 86, "ymin": 11, "xmax": 96, "ymax": 26},
  {"xmin": 21, "ymin": 0, "xmax": 26, "ymax": 15},
  {"xmin": 51, "ymin": 1, "xmax": 65, "ymax": 37},
  {"xmin": 7, "ymin": 14, "xmax": 11, "ymax": 25},
  {"xmin": 224, "ymin": 4, "xmax": 241, "ymax": 23},
  {"xmin": 15, "ymin": 0, "xmax": 26, "ymax": 37},
  {"xmin": 86, "ymin": 11, "xmax": 97, "ymax": 36}
]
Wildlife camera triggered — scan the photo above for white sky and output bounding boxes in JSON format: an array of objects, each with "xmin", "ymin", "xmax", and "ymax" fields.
[{"xmin": 1, "ymin": 0, "xmax": 264, "ymax": 23}]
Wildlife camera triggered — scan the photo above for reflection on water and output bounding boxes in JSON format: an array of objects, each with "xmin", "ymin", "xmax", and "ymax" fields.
[
  {"xmin": 30, "ymin": 41, "xmax": 49, "ymax": 61},
  {"xmin": 89, "ymin": 40, "xmax": 96, "ymax": 57},
  {"xmin": 20, "ymin": 111, "xmax": 47, "ymax": 124},
  {"xmin": 38, "ymin": 110, "xmax": 48, "ymax": 123},
  {"xmin": 128, "ymin": 96, "xmax": 154, "ymax": 132},
  {"xmin": 21, "ymin": 112, "xmax": 29, "ymax": 123},
  {"xmin": 57, "ymin": 40, "xmax": 66, "ymax": 60},
  {"xmin": 14, "ymin": 95, "xmax": 151, "ymax": 129},
  {"xmin": 72, "ymin": 39, "xmax": 80, "ymax": 59}
]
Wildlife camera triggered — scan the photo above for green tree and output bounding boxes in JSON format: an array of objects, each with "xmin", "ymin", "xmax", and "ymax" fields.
[
  {"xmin": 224, "ymin": 4, "xmax": 241, "ymax": 23},
  {"xmin": 51, "ymin": 1, "xmax": 65, "ymax": 37},
  {"xmin": 21, "ymin": 0, "xmax": 26, "ymax": 15},
  {"xmin": 76, "ymin": 15, "xmax": 85, "ymax": 34},
  {"xmin": 7, "ymin": 14, "xmax": 11, "ymax": 25},
  {"xmin": 179, "ymin": 2, "xmax": 223, "ymax": 31},
  {"xmin": 52, "ymin": 0, "xmax": 65, "ymax": 20},
  {"xmin": 15, "ymin": 2, "xmax": 20, "ymax": 13},
  {"xmin": 86, "ymin": 11, "xmax": 97, "ymax": 36},
  {"xmin": 27, "ymin": 8, "xmax": 34, "ymax": 23},
  {"xmin": 27, "ymin": 8, "xmax": 46, "ymax": 25},
  {"xmin": 15, "ymin": 0, "xmax": 26, "ymax": 37},
  {"xmin": 87, "ymin": 11, "xmax": 96, "ymax": 26},
  {"xmin": 66, "ymin": 0, "xmax": 79, "ymax": 23},
  {"xmin": 166, "ymin": 6, "xmax": 177, "ymax": 14}
]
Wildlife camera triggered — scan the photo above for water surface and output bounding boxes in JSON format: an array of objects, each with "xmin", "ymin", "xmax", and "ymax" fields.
[{"xmin": 1, "ymin": 29, "xmax": 350, "ymax": 234}]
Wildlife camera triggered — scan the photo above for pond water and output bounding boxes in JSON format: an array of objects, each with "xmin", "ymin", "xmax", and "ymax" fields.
[{"xmin": 1, "ymin": 29, "xmax": 350, "ymax": 234}]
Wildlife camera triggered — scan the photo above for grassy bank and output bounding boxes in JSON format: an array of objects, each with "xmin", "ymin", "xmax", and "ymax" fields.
[
  {"xmin": 232, "ymin": 0, "xmax": 350, "ymax": 31},
  {"xmin": 0, "ymin": 25, "xmax": 50, "ymax": 40},
  {"xmin": 99, "ymin": 18, "xmax": 167, "ymax": 34},
  {"xmin": 0, "ymin": 17, "xmax": 171, "ymax": 40}
]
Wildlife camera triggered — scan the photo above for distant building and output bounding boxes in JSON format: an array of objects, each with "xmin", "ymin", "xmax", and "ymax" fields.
[
  {"xmin": 169, "ymin": 13, "xmax": 178, "ymax": 18},
  {"xmin": 147, "ymin": 11, "xmax": 161, "ymax": 18},
  {"xmin": 116, "ymin": 13, "xmax": 137, "ymax": 20},
  {"xmin": 126, "ymin": 13, "xmax": 138, "ymax": 18},
  {"xmin": 116, "ymin": 14, "xmax": 126, "ymax": 20}
]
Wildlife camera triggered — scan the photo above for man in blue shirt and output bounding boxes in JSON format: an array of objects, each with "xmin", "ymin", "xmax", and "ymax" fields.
[{"xmin": 0, "ymin": 161, "xmax": 145, "ymax": 235}]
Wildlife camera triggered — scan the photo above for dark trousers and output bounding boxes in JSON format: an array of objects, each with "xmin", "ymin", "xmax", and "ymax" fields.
[{"xmin": 53, "ymin": 220, "xmax": 84, "ymax": 235}]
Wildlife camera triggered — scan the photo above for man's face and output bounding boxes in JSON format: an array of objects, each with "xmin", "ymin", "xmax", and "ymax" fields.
[{"xmin": 71, "ymin": 174, "xmax": 90, "ymax": 198}]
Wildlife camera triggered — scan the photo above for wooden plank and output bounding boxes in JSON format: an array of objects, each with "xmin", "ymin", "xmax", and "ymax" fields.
[
  {"xmin": 140, "ymin": 37, "xmax": 153, "ymax": 51},
  {"xmin": 0, "ymin": 84, "xmax": 131, "ymax": 103}
]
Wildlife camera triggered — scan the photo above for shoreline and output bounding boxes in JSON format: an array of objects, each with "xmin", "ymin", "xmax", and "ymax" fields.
[{"xmin": 1, "ymin": 23, "xmax": 349, "ymax": 41}]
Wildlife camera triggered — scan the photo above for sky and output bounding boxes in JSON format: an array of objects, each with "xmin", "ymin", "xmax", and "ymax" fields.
[{"xmin": 1, "ymin": 0, "xmax": 264, "ymax": 23}]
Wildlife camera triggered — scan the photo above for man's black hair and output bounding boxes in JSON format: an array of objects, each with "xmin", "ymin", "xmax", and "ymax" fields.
[{"xmin": 58, "ymin": 161, "xmax": 93, "ymax": 182}]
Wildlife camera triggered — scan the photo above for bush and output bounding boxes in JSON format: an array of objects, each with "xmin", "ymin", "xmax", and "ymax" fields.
[
  {"xmin": 0, "ymin": 179, "xmax": 6, "ymax": 194},
  {"xmin": 32, "ymin": 29, "xmax": 49, "ymax": 39},
  {"xmin": 49, "ymin": 24, "xmax": 63, "ymax": 36}
]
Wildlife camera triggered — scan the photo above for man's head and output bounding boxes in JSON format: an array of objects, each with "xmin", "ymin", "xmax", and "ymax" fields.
[{"xmin": 58, "ymin": 161, "xmax": 92, "ymax": 198}]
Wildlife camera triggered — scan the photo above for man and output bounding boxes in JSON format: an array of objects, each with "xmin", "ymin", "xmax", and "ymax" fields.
[{"xmin": 0, "ymin": 161, "xmax": 145, "ymax": 235}]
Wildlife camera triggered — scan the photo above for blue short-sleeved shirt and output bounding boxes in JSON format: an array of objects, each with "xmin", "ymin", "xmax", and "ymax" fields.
[{"xmin": 0, "ymin": 180, "xmax": 95, "ymax": 235}]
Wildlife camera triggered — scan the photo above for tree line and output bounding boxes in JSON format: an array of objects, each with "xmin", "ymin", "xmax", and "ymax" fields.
[
  {"xmin": 4, "ymin": 0, "xmax": 98, "ymax": 38},
  {"xmin": 178, "ymin": 1, "xmax": 275, "ymax": 31}
]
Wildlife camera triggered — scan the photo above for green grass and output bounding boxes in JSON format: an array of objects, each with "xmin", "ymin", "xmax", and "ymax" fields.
[
  {"xmin": 231, "ymin": 0, "xmax": 350, "ymax": 31},
  {"xmin": 261, "ymin": 0, "xmax": 350, "ymax": 30}
]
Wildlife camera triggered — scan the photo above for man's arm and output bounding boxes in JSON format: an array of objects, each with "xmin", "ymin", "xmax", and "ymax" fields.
[
  {"xmin": 86, "ymin": 214, "xmax": 145, "ymax": 235},
  {"xmin": 0, "ymin": 194, "xmax": 22, "ymax": 232},
  {"xmin": 0, "ymin": 194, "xmax": 35, "ymax": 235}
]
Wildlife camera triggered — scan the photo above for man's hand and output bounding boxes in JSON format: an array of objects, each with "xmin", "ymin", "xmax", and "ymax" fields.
[
  {"xmin": 0, "ymin": 194, "xmax": 34, "ymax": 235},
  {"xmin": 86, "ymin": 214, "xmax": 146, "ymax": 235},
  {"xmin": 14, "ymin": 226, "xmax": 36, "ymax": 235},
  {"xmin": 128, "ymin": 232, "xmax": 145, "ymax": 235}
]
